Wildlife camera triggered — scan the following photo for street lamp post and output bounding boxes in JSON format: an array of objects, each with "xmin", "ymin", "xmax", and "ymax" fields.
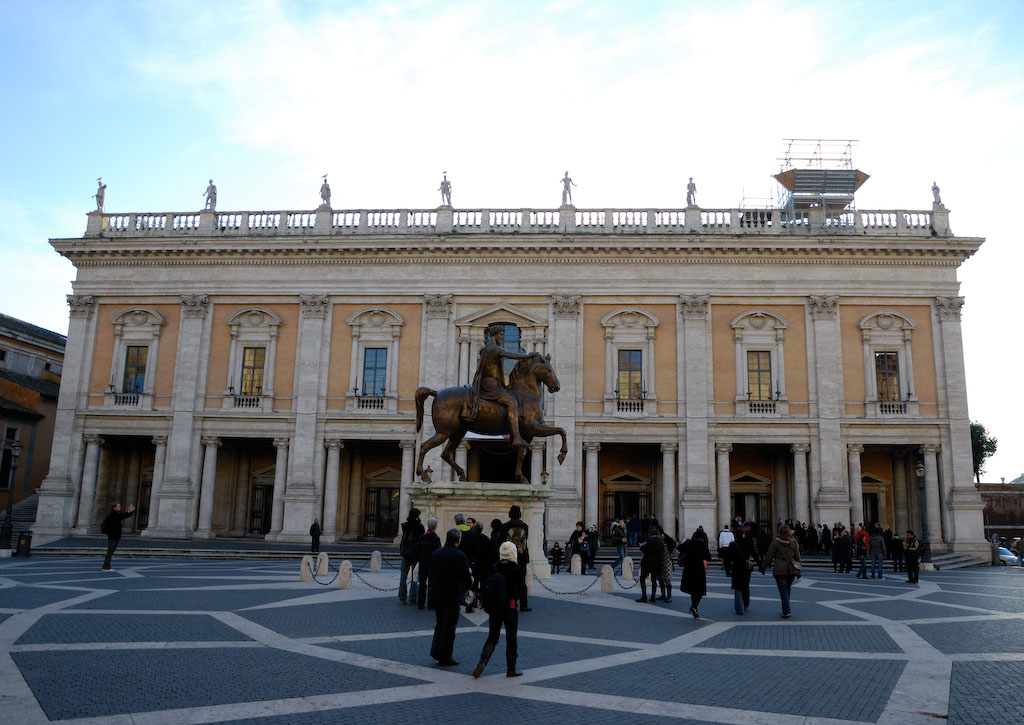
[
  {"xmin": 1, "ymin": 438, "xmax": 23, "ymax": 550},
  {"xmin": 914, "ymin": 458, "xmax": 930, "ymax": 562}
]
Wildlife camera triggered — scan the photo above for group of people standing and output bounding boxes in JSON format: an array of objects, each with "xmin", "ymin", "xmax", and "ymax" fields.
[{"xmin": 397, "ymin": 505, "xmax": 531, "ymax": 677}]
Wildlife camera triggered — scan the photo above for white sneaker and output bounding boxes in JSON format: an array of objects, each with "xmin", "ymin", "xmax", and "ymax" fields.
[{"xmin": 102, "ymin": 568, "xmax": 115, "ymax": 572}]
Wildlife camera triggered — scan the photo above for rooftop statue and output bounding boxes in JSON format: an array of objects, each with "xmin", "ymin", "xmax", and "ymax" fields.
[
  {"xmin": 319, "ymin": 175, "xmax": 331, "ymax": 208},
  {"xmin": 204, "ymin": 179, "xmax": 217, "ymax": 211},
  {"xmin": 686, "ymin": 177, "xmax": 697, "ymax": 207},
  {"xmin": 438, "ymin": 172, "xmax": 452, "ymax": 207},
  {"xmin": 415, "ymin": 322, "xmax": 568, "ymax": 484},
  {"xmin": 560, "ymin": 171, "xmax": 576, "ymax": 206},
  {"xmin": 932, "ymin": 181, "xmax": 943, "ymax": 207},
  {"xmin": 93, "ymin": 178, "xmax": 107, "ymax": 212}
]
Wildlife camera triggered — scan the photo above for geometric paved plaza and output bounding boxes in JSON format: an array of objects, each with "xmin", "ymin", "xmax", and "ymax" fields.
[{"xmin": 2, "ymin": 557, "xmax": 1022, "ymax": 724}]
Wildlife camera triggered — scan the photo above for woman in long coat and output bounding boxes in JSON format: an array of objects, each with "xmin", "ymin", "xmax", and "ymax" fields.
[
  {"xmin": 679, "ymin": 531, "xmax": 712, "ymax": 618},
  {"xmin": 760, "ymin": 524, "xmax": 802, "ymax": 618}
]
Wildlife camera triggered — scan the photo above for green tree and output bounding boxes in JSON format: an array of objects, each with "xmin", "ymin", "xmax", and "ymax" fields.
[{"xmin": 970, "ymin": 421, "xmax": 998, "ymax": 483}]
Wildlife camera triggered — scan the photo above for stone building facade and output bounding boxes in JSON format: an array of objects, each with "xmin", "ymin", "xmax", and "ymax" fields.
[{"xmin": 32, "ymin": 173, "xmax": 987, "ymax": 556}]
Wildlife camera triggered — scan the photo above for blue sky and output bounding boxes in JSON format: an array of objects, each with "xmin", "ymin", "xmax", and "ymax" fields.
[{"xmin": 2, "ymin": 0, "xmax": 1022, "ymax": 479}]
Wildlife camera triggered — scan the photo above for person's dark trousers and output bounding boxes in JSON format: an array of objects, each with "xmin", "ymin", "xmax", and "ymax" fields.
[
  {"xmin": 638, "ymin": 566, "xmax": 657, "ymax": 601},
  {"xmin": 518, "ymin": 556, "xmax": 529, "ymax": 610},
  {"xmin": 102, "ymin": 537, "xmax": 120, "ymax": 569},
  {"xmin": 628, "ymin": 531, "xmax": 637, "ymax": 546},
  {"xmin": 612, "ymin": 544, "xmax": 626, "ymax": 570},
  {"xmin": 906, "ymin": 558, "xmax": 919, "ymax": 583},
  {"xmin": 417, "ymin": 570, "xmax": 430, "ymax": 608},
  {"xmin": 399, "ymin": 556, "xmax": 415, "ymax": 603},
  {"xmin": 476, "ymin": 608, "xmax": 519, "ymax": 675},
  {"xmin": 430, "ymin": 604, "xmax": 459, "ymax": 662},
  {"xmin": 774, "ymin": 574, "xmax": 795, "ymax": 616},
  {"xmin": 857, "ymin": 554, "xmax": 867, "ymax": 578},
  {"xmin": 311, "ymin": 536, "xmax": 320, "ymax": 554}
]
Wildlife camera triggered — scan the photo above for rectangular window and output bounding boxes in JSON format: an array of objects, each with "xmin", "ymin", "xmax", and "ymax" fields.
[
  {"xmin": 122, "ymin": 345, "xmax": 148, "ymax": 393},
  {"xmin": 0, "ymin": 349, "xmax": 7, "ymax": 361},
  {"xmin": 746, "ymin": 350, "xmax": 772, "ymax": 401},
  {"xmin": 240, "ymin": 347, "xmax": 266, "ymax": 395},
  {"xmin": 874, "ymin": 352, "xmax": 900, "ymax": 401},
  {"xmin": 617, "ymin": 349, "xmax": 643, "ymax": 399},
  {"xmin": 362, "ymin": 347, "xmax": 387, "ymax": 396}
]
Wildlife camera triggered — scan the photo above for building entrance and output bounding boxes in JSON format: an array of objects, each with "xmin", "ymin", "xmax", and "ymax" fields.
[{"xmin": 364, "ymin": 487, "xmax": 399, "ymax": 538}]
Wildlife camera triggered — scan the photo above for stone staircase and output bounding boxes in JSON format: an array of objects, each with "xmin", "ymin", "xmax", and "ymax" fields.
[
  {"xmin": 926, "ymin": 551, "xmax": 989, "ymax": 570},
  {"xmin": 1, "ymin": 492, "xmax": 39, "ymax": 548}
]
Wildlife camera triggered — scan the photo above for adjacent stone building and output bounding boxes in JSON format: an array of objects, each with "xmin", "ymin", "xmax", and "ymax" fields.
[{"xmin": 32, "ymin": 161, "xmax": 988, "ymax": 557}]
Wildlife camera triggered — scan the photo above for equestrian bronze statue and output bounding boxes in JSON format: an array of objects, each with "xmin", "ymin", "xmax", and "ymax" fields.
[{"xmin": 415, "ymin": 325, "xmax": 568, "ymax": 483}]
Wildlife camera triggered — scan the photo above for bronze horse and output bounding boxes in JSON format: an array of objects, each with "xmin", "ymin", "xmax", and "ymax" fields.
[{"xmin": 415, "ymin": 353, "xmax": 568, "ymax": 484}]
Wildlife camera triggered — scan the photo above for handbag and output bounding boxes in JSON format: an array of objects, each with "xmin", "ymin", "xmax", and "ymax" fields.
[
  {"xmin": 464, "ymin": 588, "xmax": 476, "ymax": 607},
  {"xmin": 791, "ymin": 560, "xmax": 803, "ymax": 577}
]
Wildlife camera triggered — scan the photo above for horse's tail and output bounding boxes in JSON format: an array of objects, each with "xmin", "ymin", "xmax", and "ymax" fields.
[{"xmin": 415, "ymin": 386, "xmax": 436, "ymax": 431}]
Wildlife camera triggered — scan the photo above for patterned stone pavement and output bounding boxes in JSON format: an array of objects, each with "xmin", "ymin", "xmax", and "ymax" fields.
[{"xmin": 1, "ymin": 556, "xmax": 1021, "ymax": 724}]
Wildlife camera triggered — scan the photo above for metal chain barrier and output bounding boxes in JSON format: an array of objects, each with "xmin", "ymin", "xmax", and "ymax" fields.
[
  {"xmin": 533, "ymin": 571, "xmax": 603, "ymax": 595},
  {"xmin": 352, "ymin": 568, "xmax": 400, "ymax": 592},
  {"xmin": 613, "ymin": 566, "xmax": 640, "ymax": 589},
  {"xmin": 310, "ymin": 557, "xmax": 370, "ymax": 587}
]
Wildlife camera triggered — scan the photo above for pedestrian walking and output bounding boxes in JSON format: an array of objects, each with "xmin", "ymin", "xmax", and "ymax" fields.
[
  {"xmin": 904, "ymin": 530, "xmax": 922, "ymax": 583},
  {"xmin": 636, "ymin": 526, "xmax": 664, "ymax": 604},
  {"xmin": 416, "ymin": 517, "xmax": 441, "ymax": 609},
  {"xmin": 890, "ymin": 533, "xmax": 905, "ymax": 572},
  {"xmin": 679, "ymin": 530, "xmax": 711, "ymax": 618},
  {"xmin": 854, "ymin": 524, "xmax": 870, "ymax": 578},
  {"xmin": 501, "ymin": 505, "xmax": 532, "ymax": 611},
  {"xmin": 627, "ymin": 514, "xmax": 640, "ymax": 546},
  {"xmin": 658, "ymin": 530, "xmax": 675, "ymax": 602},
  {"xmin": 568, "ymin": 522, "xmax": 587, "ymax": 571},
  {"xmin": 760, "ymin": 524, "xmax": 801, "ymax": 619},
  {"xmin": 472, "ymin": 541, "xmax": 525, "ymax": 678},
  {"xmin": 309, "ymin": 518, "xmax": 321, "ymax": 554},
  {"xmin": 611, "ymin": 518, "xmax": 627, "ymax": 571},
  {"xmin": 398, "ymin": 508, "xmax": 424, "ymax": 604},
  {"xmin": 101, "ymin": 502, "xmax": 136, "ymax": 571},
  {"xmin": 428, "ymin": 528, "xmax": 472, "ymax": 667},
  {"xmin": 587, "ymin": 524, "xmax": 601, "ymax": 571},
  {"xmin": 726, "ymin": 539, "xmax": 752, "ymax": 615},
  {"xmin": 868, "ymin": 525, "xmax": 886, "ymax": 579}
]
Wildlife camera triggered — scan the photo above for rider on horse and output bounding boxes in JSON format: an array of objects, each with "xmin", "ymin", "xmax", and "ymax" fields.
[{"xmin": 466, "ymin": 323, "xmax": 532, "ymax": 448}]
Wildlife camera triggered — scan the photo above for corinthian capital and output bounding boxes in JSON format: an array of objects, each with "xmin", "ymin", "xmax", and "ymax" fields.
[
  {"xmin": 551, "ymin": 294, "xmax": 581, "ymax": 318},
  {"xmin": 300, "ymin": 294, "xmax": 329, "ymax": 319},
  {"xmin": 935, "ymin": 296, "xmax": 964, "ymax": 320},
  {"xmin": 809, "ymin": 295, "xmax": 839, "ymax": 319},
  {"xmin": 67, "ymin": 295, "xmax": 95, "ymax": 319},
  {"xmin": 679, "ymin": 294, "xmax": 709, "ymax": 319},
  {"xmin": 424, "ymin": 294, "xmax": 453, "ymax": 318},
  {"xmin": 180, "ymin": 294, "xmax": 209, "ymax": 319}
]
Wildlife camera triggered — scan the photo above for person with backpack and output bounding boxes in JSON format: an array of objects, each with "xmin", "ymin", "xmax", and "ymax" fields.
[
  {"xmin": 501, "ymin": 505, "xmax": 531, "ymax": 611},
  {"xmin": 398, "ymin": 508, "xmax": 424, "ymax": 605},
  {"xmin": 100, "ymin": 502, "xmax": 136, "ymax": 572},
  {"xmin": 416, "ymin": 517, "xmax": 441, "ymax": 609},
  {"xmin": 472, "ymin": 541, "xmax": 525, "ymax": 679}
]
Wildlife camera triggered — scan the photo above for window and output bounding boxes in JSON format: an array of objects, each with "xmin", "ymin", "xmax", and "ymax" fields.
[
  {"xmin": 121, "ymin": 345, "xmax": 148, "ymax": 393},
  {"xmin": 746, "ymin": 350, "xmax": 772, "ymax": 401},
  {"xmin": 361, "ymin": 347, "xmax": 387, "ymax": 396},
  {"xmin": 240, "ymin": 347, "xmax": 266, "ymax": 395},
  {"xmin": 617, "ymin": 349, "xmax": 643, "ymax": 399},
  {"xmin": 874, "ymin": 352, "xmax": 900, "ymax": 402},
  {"xmin": 0, "ymin": 350, "xmax": 6, "ymax": 362},
  {"xmin": 499, "ymin": 323, "xmax": 523, "ymax": 382},
  {"xmin": 731, "ymin": 310, "xmax": 788, "ymax": 415}
]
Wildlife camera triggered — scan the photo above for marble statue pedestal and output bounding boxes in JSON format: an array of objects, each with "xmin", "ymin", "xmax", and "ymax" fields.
[{"xmin": 406, "ymin": 481, "xmax": 553, "ymax": 579}]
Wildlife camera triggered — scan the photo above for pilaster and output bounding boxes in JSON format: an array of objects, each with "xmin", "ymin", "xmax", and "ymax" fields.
[
  {"xmin": 547, "ymin": 294, "xmax": 581, "ymax": 537},
  {"xmin": 419, "ymin": 294, "xmax": 453, "ymax": 480},
  {"xmin": 679, "ymin": 295, "xmax": 715, "ymax": 537}
]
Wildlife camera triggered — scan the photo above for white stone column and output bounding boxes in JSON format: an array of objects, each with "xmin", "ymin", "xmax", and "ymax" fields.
[
  {"xmin": 715, "ymin": 443, "xmax": 732, "ymax": 531},
  {"xmin": 397, "ymin": 439, "xmax": 416, "ymax": 537},
  {"xmin": 268, "ymin": 438, "xmax": 289, "ymax": 537},
  {"xmin": 660, "ymin": 442, "xmax": 678, "ymax": 537},
  {"xmin": 847, "ymin": 444, "xmax": 865, "ymax": 527},
  {"xmin": 321, "ymin": 440, "xmax": 343, "ymax": 541},
  {"xmin": 145, "ymin": 436, "xmax": 167, "ymax": 531},
  {"xmin": 791, "ymin": 444, "xmax": 810, "ymax": 524},
  {"xmin": 35, "ymin": 295, "xmax": 96, "ymax": 537},
  {"xmin": 195, "ymin": 436, "xmax": 221, "ymax": 538},
  {"xmin": 772, "ymin": 454, "xmax": 789, "ymax": 523},
  {"xmin": 124, "ymin": 452, "xmax": 142, "ymax": 530},
  {"xmin": 530, "ymin": 440, "xmax": 545, "ymax": 486},
  {"xmin": 892, "ymin": 451, "xmax": 909, "ymax": 534},
  {"xmin": 229, "ymin": 448, "xmax": 250, "ymax": 535},
  {"xmin": 458, "ymin": 333, "xmax": 471, "ymax": 385},
  {"xmin": 72, "ymin": 435, "xmax": 104, "ymax": 534},
  {"xmin": 345, "ymin": 447, "xmax": 365, "ymax": 538},
  {"xmin": 922, "ymin": 443, "xmax": 943, "ymax": 547},
  {"xmin": 584, "ymin": 442, "xmax": 600, "ymax": 527}
]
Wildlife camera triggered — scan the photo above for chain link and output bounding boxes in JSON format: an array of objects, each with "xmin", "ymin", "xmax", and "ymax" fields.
[
  {"xmin": 309, "ymin": 557, "xmax": 370, "ymax": 587},
  {"xmin": 533, "ymin": 571, "xmax": 603, "ymax": 595},
  {"xmin": 352, "ymin": 569, "xmax": 400, "ymax": 592}
]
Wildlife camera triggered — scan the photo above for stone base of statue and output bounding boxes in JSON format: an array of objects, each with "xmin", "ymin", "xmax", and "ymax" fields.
[{"xmin": 407, "ymin": 481, "xmax": 553, "ymax": 579}]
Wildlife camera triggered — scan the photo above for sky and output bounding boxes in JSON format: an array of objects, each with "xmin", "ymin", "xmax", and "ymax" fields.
[{"xmin": 1, "ymin": 0, "xmax": 1022, "ymax": 480}]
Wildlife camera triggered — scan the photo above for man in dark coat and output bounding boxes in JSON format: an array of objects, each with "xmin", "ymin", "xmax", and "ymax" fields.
[
  {"xmin": 428, "ymin": 528, "xmax": 472, "ymax": 666},
  {"xmin": 101, "ymin": 502, "xmax": 136, "ymax": 571},
  {"xmin": 501, "ymin": 505, "xmax": 531, "ymax": 611},
  {"xmin": 904, "ymin": 530, "xmax": 922, "ymax": 583},
  {"xmin": 416, "ymin": 517, "xmax": 442, "ymax": 609},
  {"xmin": 309, "ymin": 519, "xmax": 321, "ymax": 554},
  {"xmin": 398, "ymin": 508, "xmax": 424, "ymax": 604},
  {"xmin": 636, "ymin": 527, "xmax": 664, "ymax": 604},
  {"xmin": 473, "ymin": 541, "xmax": 525, "ymax": 678}
]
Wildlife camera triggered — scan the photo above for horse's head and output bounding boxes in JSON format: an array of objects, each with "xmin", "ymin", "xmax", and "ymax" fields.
[{"xmin": 510, "ymin": 353, "xmax": 560, "ymax": 393}]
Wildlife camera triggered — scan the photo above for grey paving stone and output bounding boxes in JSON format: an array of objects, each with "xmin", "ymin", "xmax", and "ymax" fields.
[
  {"xmin": 0, "ymin": 613, "xmax": 8, "ymax": 624},
  {"xmin": 68, "ymin": 588, "xmax": 310, "ymax": 611},
  {"xmin": 239, "ymin": 598, "xmax": 444, "ymax": 638},
  {"xmin": 923, "ymin": 590, "xmax": 1024, "ymax": 613},
  {"xmin": 840, "ymin": 598, "xmax": 966, "ymax": 621},
  {"xmin": 0, "ymin": 586, "xmax": 89, "ymax": 610},
  {"xmin": 911, "ymin": 619, "xmax": 1024, "ymax": 654},
  {"xmin": 220, "ymin": 692, "xmax": 716, "ymax": 724},
  {"xmin": 15, "ymin": 612, "xmax": 253, "ymax": 644},
  {"xmin": 533, "ymin": 652, "xmax": 905, "ymax": 721},
  {"xmin": 948, "ymin": 661, "xmax": 1024, "ymax": 725},
  {"xmin": 697, "ymin": 624, "xmax": 901, "ymax": 653},
  {"xmin": 519, "ymin": 596, "xmax": 698, "ymax": 643},
  {"xmin": 323, "ymin": 628, "xmax": 633, "ymax": 675},
  {"xmin": 12, "ymin": 646, "xmax": 426, "ymax": 720}
]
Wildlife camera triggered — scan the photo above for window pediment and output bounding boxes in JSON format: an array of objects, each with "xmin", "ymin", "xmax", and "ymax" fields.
[
  {"xmin": 347, "ymin": 307, "xmax": 404, "ymax": 329},
  {"xmin": 111, "ymin": 307, "xmax": 165, "ymax": 330},
  {"xmin": 601, "ymin": 308, "xmax": 659, "ymax": 331},
  {"xmin": 226, "ymin": 307, "xmax": 282, "ymax": 330},
  {"xmin": 857, "ymin": 310, "xmax": 915, "ymax": 332},
  {"xmin": 730, "ymin": 310, "xmax": 787, "ymax": 332},
  {"xmin": 455, "ymin": 302, "xmax": 547, "ymax": 329}
]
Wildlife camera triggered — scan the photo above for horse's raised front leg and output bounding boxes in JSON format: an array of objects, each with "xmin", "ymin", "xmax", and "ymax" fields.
[
  {"xmin": 415, "ymin": 432, "xmax": 449, "ymax": 483},
  {"xmin": 515, "ymin": 443, "xmax": 529, "ymax": 484},
  {"xmin": 531, "ymin": 424, "xmax": 569, "ymax": 465}
]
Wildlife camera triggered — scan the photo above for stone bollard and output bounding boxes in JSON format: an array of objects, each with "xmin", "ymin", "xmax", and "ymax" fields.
[
  {"xmin": 570, "ymin": 553, "xmax": 582, "ymax": 576},
  {"xmin": 621, "ymin": 556, "xmax": 635, "ymax": 581},
  {"xmin": 369, "ymin": 551, "xmax": 382, "ymax": 572},
  {"xmin": 316, "ymin": 552, "xmax": 329, "ymax": 576},
  {"xmin": 524, "ymin": 566, "xmax": 533, "ymax": 595},
  {"xmin": 337, "ymin": 560, "xmax": 352, "ymax": 589},
  {"xmin": 600, "ymin": 564, "xmax": 614, "ymax": 593},
  {"xmin": 300, "ymin": 555, "xmax": 314, "ymax": 582}
]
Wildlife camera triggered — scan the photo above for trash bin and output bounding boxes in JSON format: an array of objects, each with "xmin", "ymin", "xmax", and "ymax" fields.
[{"xmin": 15, "ymin": 530, "xmax": 32, "ymax": 557}]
